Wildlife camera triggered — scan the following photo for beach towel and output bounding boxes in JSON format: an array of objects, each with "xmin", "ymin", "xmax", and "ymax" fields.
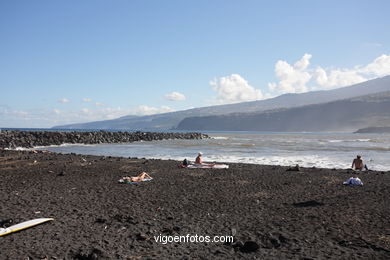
[
  {"xmin": 343, "ymin": 177, "xmax": 363, "ymax": 186},
  {"xmin": 184, "ymin": 164, "xmax": 229, "ymax": 169},
  {"xmin": 118, "ymin": 177, "xmax": 153, "ymax": 184}
]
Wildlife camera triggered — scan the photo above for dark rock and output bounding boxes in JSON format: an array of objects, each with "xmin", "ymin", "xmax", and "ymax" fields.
[
  {"xmin": 240, "ymin": 241, "xmax": 259, "ymax": 253},
  {"xmin": 73, "ymin": 248, "xmax": 105, "ymax": 260},
  {"xmin": 173, "ymin": 226, "xmax": 181, "ymax": 232},
  {"xmin": 269, "ymin": 237, "xmax": 281, "ymax": 248},
  {"xmin": 95, "ymin": 218, "xmax": 106, "ymax": 224}
]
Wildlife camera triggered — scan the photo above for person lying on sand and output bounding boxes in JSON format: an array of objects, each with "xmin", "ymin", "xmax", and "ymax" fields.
[
  {"xmin": 352, "ymin": 155, "xmax": 369, "ymax": 170},
  {"xmin": 122, "ymin": 172, "xmax": 152, "ymax": 182},
  {"xmin": 195, "ymin": 152, "xmax": 215, "ymax": 166}
]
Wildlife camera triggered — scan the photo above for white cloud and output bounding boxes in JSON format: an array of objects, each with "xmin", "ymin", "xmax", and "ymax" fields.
[
  {"xmin": 313, "ymin": 67, "xmax": 367, "ymax": 88},
  {"xmin": 360, "ymin": 54, "xmax": 390, "ymax": 77},
  {"xmin": 58, "ymin": 98, "xmax": 70, "ymax": 103},
  {"xmin": 268, "ymin": 54, "xmax": 312, "ymax": 94},
  {"xmin": 314, "ymin": 54, "xmax": 390, "ymax": 88},
  {"xmin": 165, "ymin": 92, "xmax": 186, "ymax": 101},
  {"xmin": 135, "ymin": 105, "xmax": 174, "ymax": 115},
  {"xmin": 53, "ymin": 109, "xmax": 60, "ymax": 115},
  {"xmin": 82, "ymin": 98, "xmax": 92, "ymax": 102},
  {"xmin": 95, "ymin": 102, "xmax": 105, "ymax": 106},
  {"xmin": 210, "ymin": 74, "xmax": 263, "ymax": 104},
  {"xmin": 269, "ymin": 53, "xmax": 390, "ymax": 93}
]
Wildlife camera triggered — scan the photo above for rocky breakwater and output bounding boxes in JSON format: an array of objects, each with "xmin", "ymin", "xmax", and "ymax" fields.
[{"xmin": 0, "ymin": 130, "xmax": 208, "ymax": 149}]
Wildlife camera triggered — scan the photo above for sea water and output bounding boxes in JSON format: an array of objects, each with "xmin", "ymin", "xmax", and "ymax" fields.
[{"xmin": 35, "ymin": 132, "xmax": 390, "ymax": 171}]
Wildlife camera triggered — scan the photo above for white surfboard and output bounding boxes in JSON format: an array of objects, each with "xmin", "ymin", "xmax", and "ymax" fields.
[{"xmin": 0, "ymin": 218, "xmax": 54, "ymax": 237}]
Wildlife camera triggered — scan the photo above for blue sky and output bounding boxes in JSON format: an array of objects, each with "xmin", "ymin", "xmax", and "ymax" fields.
[{"xmin": 1, "ymin": 0, "xmax": 389, "ymax": 127}]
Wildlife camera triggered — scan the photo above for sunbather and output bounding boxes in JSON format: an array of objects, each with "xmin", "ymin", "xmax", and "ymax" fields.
[
  {"xmin": 351, "ymin": 155, "xmax": 368, "ymax": 170},
  {"xmin": 132, "ymin": 172, "xmax": 152, "ymax": 182},
  {"xmin": 195, "ymin": 152, "xmax": 203, "ymax": 164},
  {"xmin": 195, "ymin": 152, "xmax": 215, "ymax": 166},
  {"xmin": 122, "ymin": 172, "xmax": 152, "ymax": 182}
]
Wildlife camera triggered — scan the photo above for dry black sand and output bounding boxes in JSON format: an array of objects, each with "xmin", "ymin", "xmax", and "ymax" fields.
[{"xmin": 0, "ymin": 150, "xmax": 389, "ymax": 259}]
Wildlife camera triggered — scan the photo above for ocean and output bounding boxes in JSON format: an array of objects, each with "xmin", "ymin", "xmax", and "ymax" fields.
[{"xmin": 32, "ymin": 131, "xmax": 390, "ymax": 171}]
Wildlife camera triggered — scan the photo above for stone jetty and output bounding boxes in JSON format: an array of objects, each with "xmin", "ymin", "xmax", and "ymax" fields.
[{"xmin": 0, "ymin": 130, "xmax": 208, "ymax": 149}]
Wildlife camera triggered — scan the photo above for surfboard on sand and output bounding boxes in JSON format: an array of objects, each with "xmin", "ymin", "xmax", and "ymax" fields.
[{"xmin": 0, "ymin": 218, "xmax": 54, "ymax": 237}]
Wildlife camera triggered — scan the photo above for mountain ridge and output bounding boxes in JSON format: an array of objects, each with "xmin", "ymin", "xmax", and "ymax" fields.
[
  {"xmin": 177, "ymin": 91, "xmax": 390, "ymax": 132},
  {"xmin": 53, "ymin": 76, "xmax": 390, "ymax": 130}
]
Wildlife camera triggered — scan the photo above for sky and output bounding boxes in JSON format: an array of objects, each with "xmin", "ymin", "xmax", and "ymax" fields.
[{"xmin": 1, "ymin": 0, "xmax": 389, "ymax": 128}]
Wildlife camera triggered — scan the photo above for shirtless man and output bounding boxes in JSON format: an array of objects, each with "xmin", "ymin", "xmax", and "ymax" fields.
[
  {"xmin": 195, "ymin": 152, "xmax": 215, "ymax": 167},
  {"xmin": 352, "ymin": 155, "xmax": 368, "ymax": 170},
  {"xmin": 195, "ymin": 152, "xmax": 203, "ymax": 164}
]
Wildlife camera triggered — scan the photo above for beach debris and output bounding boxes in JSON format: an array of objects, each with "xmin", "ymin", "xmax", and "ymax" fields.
[
  {"xmin": 232, "ymin": 240, "xmax": 244, "ymax": 249},
  {"xmin": 293, "ymin": 200, "xmax": 324, "ymax": 207},
  {"xmin": 0, "ymin": 219, "xmax": 13, "ymax": 228},
  {"xmin": 136, "ymin": 232, "xmax": 148, "ymax": 241},
  {"xmin": 286, "ymin": 164, "xmax": 300, "ymax": 171},
  {"xmin": 343, "ymin": 177, "xmax": 363, "ymax": 186},
  {"xmin": 95, "ymin": 218, "xmax": 107, "ymax": 224}
]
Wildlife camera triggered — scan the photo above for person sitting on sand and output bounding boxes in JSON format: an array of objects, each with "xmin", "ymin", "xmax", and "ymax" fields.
[
  {"xmin": 195, "ymin": 152, "xmax": 203, "ymax": 164},
  {"xmin": 352, "ymin": 155, "xmax": 368, "ymax": 170},
  {"xmin": 195, "ymin": 152, "xmax": 215, "ymax": 166}
]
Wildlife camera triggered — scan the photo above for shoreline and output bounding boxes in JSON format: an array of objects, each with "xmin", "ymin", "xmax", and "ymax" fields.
[{"xmin": 1, "ymin": 149, "xmax": 389, "ymax": 259}]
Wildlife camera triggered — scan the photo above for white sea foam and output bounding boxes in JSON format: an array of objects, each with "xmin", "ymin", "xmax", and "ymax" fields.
[
  {"xmin": 211, "ymin": 136, "xmax": 229, "ymax": 140},
  {"xmin": 328, "ymin": 139, "xmax": 372, "ymax": 143},
  {"xmin": 33, "ymin": 132, "xmax": 390, "ymax": 171}
]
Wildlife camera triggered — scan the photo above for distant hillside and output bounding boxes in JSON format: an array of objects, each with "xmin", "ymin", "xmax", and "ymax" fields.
[
  {"xmin": 53, "ymin": 76, "xmax": 390, "ymax": 130},
  {"xmin": 355, "ymin": 127, "xmax": 390, "ymax": 133},
  {"xmin": 177, "ymin": 91, "xmax": 390, "ymax": 132}
]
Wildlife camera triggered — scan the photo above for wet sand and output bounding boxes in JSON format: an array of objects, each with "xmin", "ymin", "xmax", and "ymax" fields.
[{"xmin": 0, "ymin": 149, "xmax": 389, "ymax": 259}]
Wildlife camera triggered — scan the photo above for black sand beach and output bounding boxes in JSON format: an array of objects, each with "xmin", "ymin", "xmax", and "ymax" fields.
[{"xmin": 0, "ymin": 149, "xmax": 389, "ymax": 259}]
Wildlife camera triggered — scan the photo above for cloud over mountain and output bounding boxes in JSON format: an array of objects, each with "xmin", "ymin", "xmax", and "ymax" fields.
[
  {"xmin": 210, "ymin": 74, "xmax": 263, "ymax": 104},
  {"xmin": 268, "ymin": 54, "xmax": 390, "ymax": 94}
]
